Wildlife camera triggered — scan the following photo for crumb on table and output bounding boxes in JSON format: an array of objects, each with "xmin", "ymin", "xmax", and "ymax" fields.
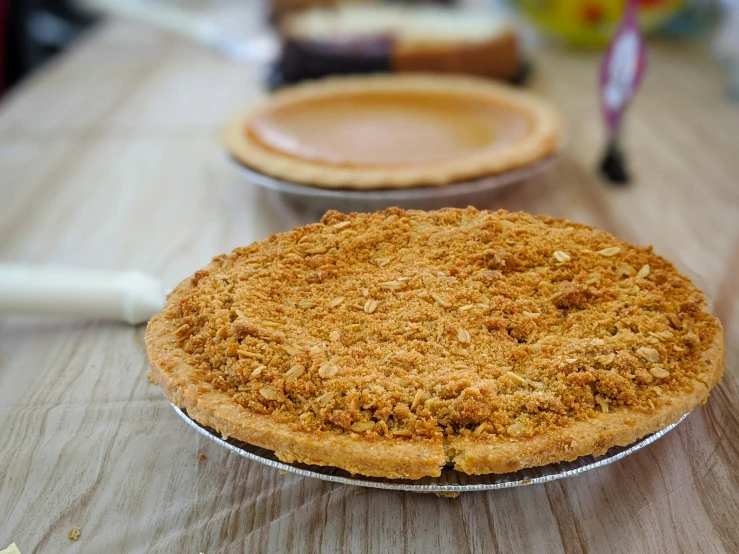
[
  {"xmin": 198, "ymin": 453, "xmax": 207, "ymax": 460},
  {"xmin": 68, "ymin": 527, "xmax": 81, "ymax": 541},
  {"xmin": 146, "ymin": 371, "xmax": 155, "ymax": 383}
]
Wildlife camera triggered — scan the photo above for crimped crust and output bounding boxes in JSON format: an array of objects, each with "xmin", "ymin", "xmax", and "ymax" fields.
[
  {"xmin": 448, "ymin": 332, "xmax": 723, "ymax": 474},
  {"xmin": 147, "ymin": 283, "xmax": 445, "ymax": 479},
  {"xmin": 222, "ymin": 75, "xmax": 561, "ymax": 189},
  {"xmin": 146, "ymin": 208, "xmax": 724, "ymax": 478}
]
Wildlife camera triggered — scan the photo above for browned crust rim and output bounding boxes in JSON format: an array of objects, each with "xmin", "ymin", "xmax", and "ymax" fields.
[
  {"xmin": 147, "ymin": 279, "xmax": 445, "ymax": 480},
  {"xmin": 447, "ymin": 330, "xmax": 724, "ymax": 474},
  {"xmin": 146, "ymin": 266, "xmax": 725, "ymax": 480},
  {"xmin": 222, "ymin": 74, "xmax": 562, "ymax": 190}
]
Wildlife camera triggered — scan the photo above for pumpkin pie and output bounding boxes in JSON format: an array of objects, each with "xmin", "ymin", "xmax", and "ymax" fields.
[
  {"xmin": 146, "ymin": 208, "xmax": 724, "ymax": 479},
  {"xmin": 223, "ymin": 75, "xmax": 561, "ymax": 189}
]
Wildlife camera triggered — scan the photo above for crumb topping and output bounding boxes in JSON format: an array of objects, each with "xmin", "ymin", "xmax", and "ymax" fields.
[{"xmin": 167, "ymin": 208, "xmax": 719, "ymax": 443}]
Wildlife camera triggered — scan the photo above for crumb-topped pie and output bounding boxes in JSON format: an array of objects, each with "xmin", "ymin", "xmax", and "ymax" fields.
[
  {"xmin": 223, "ymin": 75, "xmax": 561, "ymax": 189},
  {"xmin": 146, "ymin": 208, "xmax": 724, "ymax": 479}
]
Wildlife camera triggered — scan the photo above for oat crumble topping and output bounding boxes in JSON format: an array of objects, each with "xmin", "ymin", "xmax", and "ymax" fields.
[{"xmin": 166, "ymin": 208, "xmax": 718, "ymax": 443}]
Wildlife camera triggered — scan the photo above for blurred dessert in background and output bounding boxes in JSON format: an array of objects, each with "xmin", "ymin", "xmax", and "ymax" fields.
[
  {"xmin": 276, "ymin": 5, "xmax": 520, "ymax": 85},
  {"xmin": 224, "ymin": 74, "xmax": 560, "ymax": 190}
]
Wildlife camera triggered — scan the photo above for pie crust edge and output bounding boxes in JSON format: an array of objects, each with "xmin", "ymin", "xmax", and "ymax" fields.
[
  {"xmin": 222, "ymin": 74, "xmax": 562, "ymax": 190},
  {"xmin": 146, "ymin": 285, "xmax": 446, "ymax": 480},
  {"xmin": 448, "ymin": 327, "xmax": 724, "ymax": 474}
]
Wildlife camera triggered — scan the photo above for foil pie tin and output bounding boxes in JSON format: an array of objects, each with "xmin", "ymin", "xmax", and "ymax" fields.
[
  {"xmin": 173, "ymin": 403, "xmax": 687, "ymax": 493},
  {"xmin": 228, "ymin": 155, "xmax": 559, "ymax": 215}
]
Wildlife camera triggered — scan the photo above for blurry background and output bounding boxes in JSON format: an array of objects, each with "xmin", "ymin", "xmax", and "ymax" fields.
[{"xmin": 0, "ymin": 0, "xmax": 733, "ymax": 96}]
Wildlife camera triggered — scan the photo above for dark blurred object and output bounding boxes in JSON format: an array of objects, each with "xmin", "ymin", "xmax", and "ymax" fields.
[
  {"xmin": 267, "ymin": 56, "xmax": 530, "ymax": 91},
  {"xmin": 3, "ymin": 0, "xmax": 96, "ymax": 93},
  {"xmin": 660, "ymin": 1, "xmax": 714, "ymax": 38},
  {"xmin": 274, "ymin": 5, "xmax": 523, "ymax": 87},
  {"xmin": 281, "ymin": 36, "xmax": 392, "ymax": 83},
  {"xmin": 599, "ymin": 140, "xmax": 630, "ymax": 184},
  {"xmin": 0, "ymin": 0, "xmax": 8, "ymax": 94}
]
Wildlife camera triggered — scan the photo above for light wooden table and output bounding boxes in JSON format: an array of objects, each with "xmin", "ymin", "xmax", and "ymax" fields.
[{"xmin": 1, "ymin": 16, "xmax": 738, "ymax": 554}]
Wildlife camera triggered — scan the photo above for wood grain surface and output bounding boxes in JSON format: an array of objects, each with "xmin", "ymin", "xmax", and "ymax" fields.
[{"xmin": 1, "ymin": 14, "xmax": 738, "ymax": 554}]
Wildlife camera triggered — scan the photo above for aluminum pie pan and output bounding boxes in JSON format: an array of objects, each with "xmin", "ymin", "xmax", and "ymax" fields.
[
  {"xmin": 172, "ymin": 403, "xmax": 687, "ymax": 493},
  {"xmin": 228, "ymin": 155, "xmax": 559, "ymax": 214}
]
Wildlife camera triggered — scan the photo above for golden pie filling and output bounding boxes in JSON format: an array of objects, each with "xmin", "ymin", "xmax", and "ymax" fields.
[
  {"xmin": 247, "ymin": 92, "xmax": 531, "ymax": 167},
  {"xmin": 147, "ymin": 209, "xmax": 723, "ymax": 478},
  {"xmin": 223, "ymin": 75, "xmax": 561, "ymax": 189}
]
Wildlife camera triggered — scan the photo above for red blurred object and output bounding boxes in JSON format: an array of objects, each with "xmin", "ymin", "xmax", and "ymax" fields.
[{"xmin": 581, "ymin": 2, "xmax": 606, "ymax": 24}]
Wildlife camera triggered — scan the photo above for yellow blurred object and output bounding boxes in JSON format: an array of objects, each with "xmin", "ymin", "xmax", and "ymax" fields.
[
  {"xmin": 514, "ymin": 0, "xmax": 684, "ymax": 46},
  {"xmin": 0, "ymin": 544, "xmax": 21, "ymax": 554}
]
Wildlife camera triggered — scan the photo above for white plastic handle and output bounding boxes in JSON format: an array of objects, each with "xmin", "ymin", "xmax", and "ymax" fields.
[{"xmin": 0, "ymin": 264, "xmax": 166, "ymax": 325}]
